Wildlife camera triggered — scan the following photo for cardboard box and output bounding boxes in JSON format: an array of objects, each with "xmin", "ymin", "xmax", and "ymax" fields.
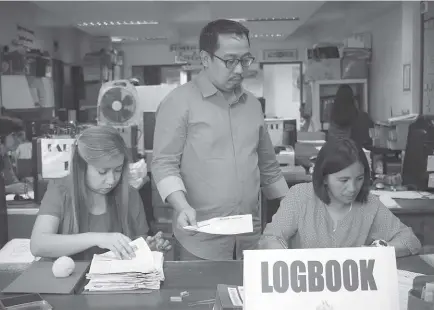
[
  {"xmin": 214, "ymin": 284, "xmax": 243, "ymax": 310},
  {"xmin": 408, "ymin": 289, "xmax": 434, "ymax": 310}
]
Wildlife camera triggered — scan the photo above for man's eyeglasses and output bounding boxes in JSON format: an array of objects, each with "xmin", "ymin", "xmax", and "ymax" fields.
[{"xmin": 212, "ymin": 54, "xmax": 255, "ymax": 69}]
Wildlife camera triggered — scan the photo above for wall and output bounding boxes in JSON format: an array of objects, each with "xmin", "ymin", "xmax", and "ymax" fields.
[
  {"xmin": 263, "ymin": 64, "xmax": 301, "ymax": 127},
  {"xmin": 0, "ymin": 1, "xmax": 92, "ymax": 64},
  {"xmin": 121, "ymin": 38, "xmax": 312, "ymax": 78},
  {"xmin": 423, "ymin": 2, "xmax": 434, "ymax": 114},
  {"xmin": 355, "ymin": 5, "xmax": 403, "ymax": 121},
  {"xmin": 353, "ymin": 2, "xmax": 421, "ymax": 121}
]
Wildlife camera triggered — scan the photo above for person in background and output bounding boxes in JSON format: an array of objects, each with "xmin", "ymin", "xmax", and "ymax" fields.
[
  {"xmin": 30, "ymin": 126, "xmax": 171, "ymax": 260},
  {"xmin": 152, "ymin": 19, "xmax": 289, "ymax": 261},
  {"xmin": 257, "ymin": 137, "xmax": 421, "ymax": 258},
  {"xmin": 328, "ymin": 84, "xmax": 373, "ymax": 148},
  {"xmin": 0, "ymin": 116, "xmax": 30, "ymax": 195}
]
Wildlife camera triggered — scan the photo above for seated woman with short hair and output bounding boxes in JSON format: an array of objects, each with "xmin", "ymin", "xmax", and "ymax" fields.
[
  {"xmin": 30, "ymin": 125, "xmax": 171, "ymax": 260},
  {"xmin": 0, "ymin": 116, "xmax": 30, "ymax": 195},
  {"xmin": 258, "ymin": 138, "xmax": 421, "ymax": 258}
]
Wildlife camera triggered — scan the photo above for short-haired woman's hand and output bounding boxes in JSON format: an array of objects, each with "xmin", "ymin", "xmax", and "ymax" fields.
[
  {"xmin": 145, "ymin": 231, "xmax": 172, "ymax": 253},
  {"xmin": 94, "ymin": 233, "xmax": 136, "ymax": 260}
]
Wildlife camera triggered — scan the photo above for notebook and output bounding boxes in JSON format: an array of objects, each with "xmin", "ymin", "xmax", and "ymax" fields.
[{"xmin": 2, "ymin": 261, "xmax": 90, "ymax": 295}]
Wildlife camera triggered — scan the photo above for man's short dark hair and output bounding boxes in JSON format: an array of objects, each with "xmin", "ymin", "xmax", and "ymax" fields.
[
  {"xmin": 0, "ymin": 116, "xmax": 24, "ymax": 138},
  {"xmin": 312, "ymin": 137, "xmax": 371, "ymax": 205},
  {"xmin": 199, "ymin": 19, "xmax": 250, "ymax": 55}
]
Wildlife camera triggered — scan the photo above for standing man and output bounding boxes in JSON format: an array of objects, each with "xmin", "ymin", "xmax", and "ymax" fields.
[{"xmin": 152, "ymin": 19, "xmax": 288, "ymax": 261}]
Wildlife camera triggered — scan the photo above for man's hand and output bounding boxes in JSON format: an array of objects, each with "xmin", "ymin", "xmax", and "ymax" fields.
[
  {"xmin": 146, "ymin": 231, "xmax": 172, "ymax": 253},
  {"xmin": 176, "ymin": 206, "xmax": 197, "ymax": 230}
]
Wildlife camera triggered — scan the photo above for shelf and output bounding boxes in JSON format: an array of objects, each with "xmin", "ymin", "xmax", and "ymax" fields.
[{"xmin": 315, "ymin": 78, "xmax": 368, "ymax": 85}]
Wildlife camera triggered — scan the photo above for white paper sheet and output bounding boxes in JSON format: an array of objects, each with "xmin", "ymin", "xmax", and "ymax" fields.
[
  {"xmin": 6, "ymin": 191, "xmax": 34, "ymax": 201},
  {"xmin": 379, "ymin": 195, "xmax": 400, "ymax": 208},
  {"xmin": 40, "ymin": 138, "xmax": 75, "ymax": 179},
  {"xmin": 0, "ymin": 239, "xmax": 39, "ymax": 264},
  {"xmin": 184, "ymin": 215, "xmax": 253, "ymax": 235},
  {"xmin": 371, "ymin": 190, "xmax": 434, "ymax": 199},
  {"xmin": 89, "ymin": 237, "xmax": 155, "ymax": 274}
]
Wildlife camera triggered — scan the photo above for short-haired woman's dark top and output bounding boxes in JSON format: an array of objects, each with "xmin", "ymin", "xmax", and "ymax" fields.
[{"xmin": 328, "ymin": 111, "xmax": 373, "ymax": 148}]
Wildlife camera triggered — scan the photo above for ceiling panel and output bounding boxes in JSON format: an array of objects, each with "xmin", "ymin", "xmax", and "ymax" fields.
[
  {"xmin": 32, "ymin": 1, "xmax": 325, "ymax": 43},
  {"xmin": 289, "ymin": 1, "xmax": 402, "ymax": 42}
]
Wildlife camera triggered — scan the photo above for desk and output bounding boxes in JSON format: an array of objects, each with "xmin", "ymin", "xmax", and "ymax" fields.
[
  {"xmin": 0, "ymin": 257, "xmax": 433, "ymax": 310},
  {"xmin": 0, "ymin": 261, "xmax": 242, "ymax": 310}
]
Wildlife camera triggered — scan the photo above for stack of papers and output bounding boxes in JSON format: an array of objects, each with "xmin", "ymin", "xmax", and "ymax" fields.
[
  {"xmin": 398, "ymin": 269, "xmax": 425, "ymax": 310},
  {"xmin": 84, "ymin": 238, "xmax": 164, "ymax": 292}
]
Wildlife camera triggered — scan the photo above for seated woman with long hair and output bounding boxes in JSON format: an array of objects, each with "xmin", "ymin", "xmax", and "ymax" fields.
[
  {"xmin": 257, "ymin": 138, "xmax": 421, "ymax": 258},
  {"xmin": 30, "ymin": 126, "xmax": 171, "ymax": 260}
]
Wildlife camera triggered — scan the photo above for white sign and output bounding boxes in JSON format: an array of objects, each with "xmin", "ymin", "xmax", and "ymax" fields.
[
  {"xmin": 170, "ymin": 43, "xmax": 201, "ymax": 65},
  {"xmin": 40, "ymin": 138, "xmax": 75, "ymax": 179},
  {"xmin": 243, "ymin": 247, "xmax": 399, "ymax": 310}
]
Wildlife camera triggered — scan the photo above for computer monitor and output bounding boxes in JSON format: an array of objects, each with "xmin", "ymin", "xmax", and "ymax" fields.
[{"xmin": 402, "ymin": 115, "xmax": 434, "ymax": 191}]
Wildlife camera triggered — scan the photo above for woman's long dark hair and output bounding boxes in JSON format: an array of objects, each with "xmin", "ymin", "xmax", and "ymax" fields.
[
  {"xmin": 330, "ymin": 84, "xmax": 358, "ymax": 128},
  {"xmin": 69, "ymin": 126, "xmax": 132, "ymax": 236}
]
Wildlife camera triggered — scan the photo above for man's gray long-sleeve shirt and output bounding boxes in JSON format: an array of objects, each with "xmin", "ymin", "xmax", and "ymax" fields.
[{"xmin": 151, "ymin": 71, "xmax": 289, "ymax": 260}]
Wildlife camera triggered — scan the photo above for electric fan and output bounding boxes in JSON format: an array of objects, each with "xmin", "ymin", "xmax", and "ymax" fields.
[{"xmin": 97, "ymin": 80, "xmax": 141, "ymax": 126}]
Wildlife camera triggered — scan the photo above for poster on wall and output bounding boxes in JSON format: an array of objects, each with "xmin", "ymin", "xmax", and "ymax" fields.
[
  {"xmin": 263, "ymin": 49, "xmax": 298, "ymax": 62},
  {"xmin": 13, "ymin": 24, "xmax": 36, "ymax": 50},
  {"xmin": 170, "ymin": 44, "xmax": 201, "ymax": 65}
]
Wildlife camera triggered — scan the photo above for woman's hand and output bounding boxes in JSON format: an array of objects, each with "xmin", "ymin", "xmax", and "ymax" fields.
[
  {"xmin": 94, "ymin": 233, "xmax": 136, "ymax": 260},
  {"xmin": 146, "ymin": 231, "xmax": 172, "ymax": 253}
]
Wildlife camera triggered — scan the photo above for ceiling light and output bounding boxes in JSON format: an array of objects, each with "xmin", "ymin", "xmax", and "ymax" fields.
[
  {"xmin": 111, "ymin": 36, "xmax": 167, "ymax": 42},
  {"xmin": 77, "ymin": 20, "xmax": 158, "ymax": 27},
  {"xmin": 143, "ymin": 37, "xmax": 167, "ymax": 41},
  {"xmin": 111, "ymin": 37, "xmax": 123, "ymax": 42},
  {"xmin": 251, "ymin": 33, "xmax": 284, "ymax": 39},
  {"xmin": 230, "ymin": 17, "xmax": 299, "ymax": 22}
]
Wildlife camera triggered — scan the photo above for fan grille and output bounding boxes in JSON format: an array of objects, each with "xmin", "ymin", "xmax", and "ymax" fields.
[{"xmin": 100, "ymin": 87, "xmax": 137, "ymax": 124}]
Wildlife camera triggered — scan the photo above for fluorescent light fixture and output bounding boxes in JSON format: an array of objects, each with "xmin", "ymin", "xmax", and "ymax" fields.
[
  {"xmin": 110, "ymin": 36, "xmax": 167, "ymax": 42},
  {"xmin": 251, "ymin": 33, "xmax": 284, "ymax": 38},
  {"xmin": 230, "ymin": 17, "xmax": 299, "ymax": 22},
  {"xmin": 77, "ymin": 20, "xmax": 159, "ymax": 27}
]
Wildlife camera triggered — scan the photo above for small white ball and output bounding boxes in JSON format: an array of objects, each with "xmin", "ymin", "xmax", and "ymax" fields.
[{"xmin": 52, "ymin": 256, "xmax": 75, "ymax": 278}]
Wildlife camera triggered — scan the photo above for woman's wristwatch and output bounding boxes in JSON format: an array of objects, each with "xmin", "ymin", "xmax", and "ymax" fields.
[{"xmin": 370, "ymin": 239, "xmax": 389, "ymax": 247}]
